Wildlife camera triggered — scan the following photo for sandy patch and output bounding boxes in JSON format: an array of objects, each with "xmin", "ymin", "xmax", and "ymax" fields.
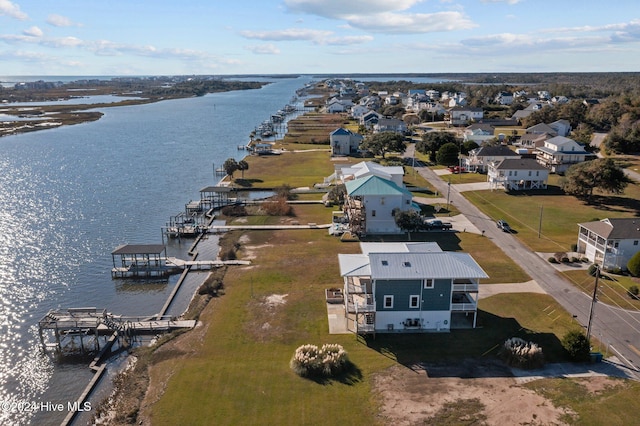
[{"xmin": 372, "ymin": 361, "xmax": 571, "ymax": 426}]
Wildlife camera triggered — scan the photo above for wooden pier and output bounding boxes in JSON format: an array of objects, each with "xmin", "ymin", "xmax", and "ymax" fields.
[
  {"xmin": 38, "ymin": 307, "xmax": 196, "ymax": 356},
  {"xmin": 111, "ymin": 244, "xmax": 178, "ymax": 278}
]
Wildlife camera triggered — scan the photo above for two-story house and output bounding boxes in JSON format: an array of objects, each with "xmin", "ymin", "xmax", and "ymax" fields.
[
  {"xmin": 329, "ymin": 128, "xmax": 364, "ymax": 156},
  {"xmin": 463, "ymin": 145, "xmax": 520, "ymax": 173},
  {"xmin": 577, "ymin": 218, "xmax": 640, "ymax": 270},
  {"xmin": 338, "ymin": 242, "xmax": 488, "ymax": 334},
  {"xmin": 448, "ymin": 106, "xmax": 484, "ymax": 126},
  {"xmin": 344, "ymin": 175, "xmax": 417, "ymax": 235},
  {"xmin": 487, "ymin": 158, "xmax": 549, "ymax": 191},
  {"xmin": 535, "ymin": 136, "xmax": 590, "ymax": 173}
]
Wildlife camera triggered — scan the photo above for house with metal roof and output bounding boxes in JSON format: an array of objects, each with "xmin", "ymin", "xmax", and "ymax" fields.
[
  {"xmin": 344, "ymin": 175, "xmax": 418, "ymax": 235},
  {"xmin": 334, "ymin": 161, "xmax": 404, "ymax": 186},
  {"xmin": 577, "ymin": 218, "xmax": 640, "ymax": 270},
  {"xmin": 338, "ymin": 242, "xmax": 488, "ymax": 334},
  {"xmin": 488, "ymin": 158, "xmax": 549, "ymax": 191},
  {"xmin": 463, "ymin": 145, "xmax": 520, "ymax": 173}
]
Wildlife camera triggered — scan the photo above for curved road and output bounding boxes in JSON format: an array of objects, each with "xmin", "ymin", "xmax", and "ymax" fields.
[{"xmin": 405, "ymin": 144, "xmax": 640, "ymax": 377}]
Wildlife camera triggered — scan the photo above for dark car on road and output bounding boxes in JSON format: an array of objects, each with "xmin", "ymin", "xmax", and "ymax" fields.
[{"xmin": 497, "ymin": 219, "xmax": 512, "ymax": 232}]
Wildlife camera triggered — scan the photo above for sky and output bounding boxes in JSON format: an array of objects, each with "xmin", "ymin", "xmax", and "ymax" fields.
[{"xmin": 1, "ymin": 0, "xmax": 639, "ymax": 76}]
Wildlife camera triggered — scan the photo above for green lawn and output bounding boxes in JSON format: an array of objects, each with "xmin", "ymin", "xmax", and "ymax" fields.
[
  {"xmin": 561, "ymin": 269, "xmax": 640, "ymax": 312},
  {"xmin": 464, "ymin": 179, "xmax": 640, "ymax": 253}
]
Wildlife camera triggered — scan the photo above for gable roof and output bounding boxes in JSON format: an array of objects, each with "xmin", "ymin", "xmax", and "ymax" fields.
[
  {"xmin": 526, "ymin": 123, "xmax": 558, "ymax": 135},
  {"xmin": 330, "ymin": 127, "xmax": 352, "ymax": 136},
  {"xmin": 473, "ymin": 145, "xmax": 520, "ymax": 157},
  {"xmin": 578, "ymin": 218, "xmax": 640, "ymax": 240},
  {"xmin": 494, "ymin": 158, "xmax": 548, "ymax": 170},
  {"xmin": 368, "ymin": 252, "xmax": 488, "ymax": 280},
  {"xmin": 345, "ymin": 175, "xmax": 411, "ymax": 197}
]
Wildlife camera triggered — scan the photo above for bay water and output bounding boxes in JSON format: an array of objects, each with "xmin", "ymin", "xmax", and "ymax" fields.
[{"xmin": 0, "ymin": 75, "xmax": 313, "ymax": 425}]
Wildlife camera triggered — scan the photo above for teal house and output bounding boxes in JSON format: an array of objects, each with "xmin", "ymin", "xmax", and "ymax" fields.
[{"xmin": 338, "ymin": 242, "xmax": 487, "ymax": 334}]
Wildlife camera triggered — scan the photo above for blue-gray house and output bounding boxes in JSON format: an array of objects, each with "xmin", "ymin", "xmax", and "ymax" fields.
[{"xmin": 338, "ymin": 242, "xmax": 488, "ymax": 334}]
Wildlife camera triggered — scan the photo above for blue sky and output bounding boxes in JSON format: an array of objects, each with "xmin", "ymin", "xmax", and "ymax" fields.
[{"xmin": 1, "ymin": 0, "xmax": 639, "ymax": 76}]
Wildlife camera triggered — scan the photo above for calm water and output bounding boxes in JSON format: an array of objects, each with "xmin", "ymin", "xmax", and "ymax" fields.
[{"xmin": 0, "ymin": 75, "xmax": 312, "ymax": 425}]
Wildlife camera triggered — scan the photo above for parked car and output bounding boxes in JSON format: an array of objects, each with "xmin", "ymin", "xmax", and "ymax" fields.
[
  {"xmin": 497, "ymin": 220, "xmax": 512, "ymax": 232},
  {"xmin": 425, "ymin": 219, "xmax": 453, "ymax": 230},
  {"xmin": 448, "ymin": 165, "xmax": 466, "ymax": 174}
]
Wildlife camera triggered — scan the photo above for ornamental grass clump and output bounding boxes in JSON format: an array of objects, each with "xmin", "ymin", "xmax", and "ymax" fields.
[
  {"xmin": 290, "ymin": 343, "xmax": 349, "ymax": 377},
  {"xmin": 499, "ymin": 337, "xmax": 544, "ymax": 369}
]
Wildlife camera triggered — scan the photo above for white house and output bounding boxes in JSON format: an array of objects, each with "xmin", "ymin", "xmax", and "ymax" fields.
[
  {"xmin": 495, "ymin": 91, "xmax": 514, "ymax": 105},
  {"xmin": 344, "ymin": 175, "xmax": 417, "ymax": 235},
  {"xmin": 338, "ymin": 242, "xmax": 488, "ymax": 334},
  {"xmin": 350, "ymin": 105, "xmax": 369, "ymax": 119},
  {"xmin": 463, "ymin": 123, "xmax": 496, "ymax": 144},
  {"xmin": 329, "ymin": 128, "xmax": 363, "ymax": 156},
  {"xmin": 549, "ymin": 119, "xmax": 572, "ymax": 137},
  {"xmin": 488, "ymin": 158, "xmax": 549, "ymax": 191},
  {"xmin": 448, "ymin": 106, "xmax": 483, "ymax": 126},
  {"xmin": 577, "ymin": 218, "xmax": 640, "ymax": 270},
  {"xmin": 360, "ymin": 110, "xmax": 382, "ymax": 128},
  {"xmin": 373, "ymin": 117, "xmax": 407, "ymax": 134},
  {"xmin": 464, "ymin": 145, "xmax": 520, "ymax": 173},
  {"xmin": 334, "ymin": 161, "xmax": 404, "ymax": 186},
  {"xmin": 535, "ymin": 136, "xmax": 591, "ymax": 173}
]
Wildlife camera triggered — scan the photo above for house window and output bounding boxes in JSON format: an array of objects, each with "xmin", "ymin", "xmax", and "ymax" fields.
[
  {"xmin": 403, "ymin": 261, "xmax": 411, "ymax": 267},
  {"xmin": 380, "ymin": 197, "xmax": 385, "ymax": 205},
  {"xmin": 381, "ymin": 260, "xmax": 389, "ymax": 266},
  {"xmin": 528, "ymin": 171, "xmax": 532, "ymax": 176},
  {"xmin": 634, "ymin": 241, "xmax": 638, "ymax": 246},
  {"xmin": 536, "ymin": 171, "xmax": 539, "ymax": 176},
  {"xmin": 409, "ymin": 295, "xmax": 420, "ymax": 308},
  {"xmin": 371, "ymin": 210, "xmax": 376, "ymax": 217},
  {"xmin": 383, "ymin": 295, "xmax": 394, "ymax": 309},
  {"xmin": 424, "ymin": 279, "xmax": 434, "ymax": 289},
  {"xmin": 508, "ymin": 171, "xmax": 512, "ymax": 176},
  {"xmin": 614, "ymin": 242, "xmax": 619, "ymax": 248}
]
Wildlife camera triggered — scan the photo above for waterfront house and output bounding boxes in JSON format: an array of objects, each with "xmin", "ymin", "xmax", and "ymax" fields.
[
  {"xmin": 330, "ymin": 128, "xmax": 363, "ymax": 156},
  {"xmin": 463, "ymin": 145, "xmax": 520, "ymax": 173},
  {"xmin": 334, "ymin": 161, "xmax": 404, "ymax": 186},
  {"xmin": 535, "ymin": 136, "xmax": 590, "ymax": 173},
  {"xmin": 577, "ymin": 218, "xmax": 640, "ymax": 270},
  {"xmin": 343, "ymin": 175, "xmax": 417, "ymax": 235},
  {"xmin": 487, "ymin": 158, "xmax": 549, "ymax": 191},
  {"xmin": 338, "ymin": 242, "xmax": 488, "ymax": 334}
]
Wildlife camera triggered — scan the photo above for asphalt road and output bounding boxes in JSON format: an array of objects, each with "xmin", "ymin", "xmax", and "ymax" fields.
[{"xmin": 405, "ymin": 144, "xmax": 640, "ymax": 377}]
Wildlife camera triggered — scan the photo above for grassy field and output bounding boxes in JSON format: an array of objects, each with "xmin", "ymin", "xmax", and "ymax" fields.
[
  {"xmin": 561, "ymin": 269, "xmax": 640, "ymax": 312},
  {"xmin": 144, "ymin": 113, "xmax": 640, "ymax": 425},
  {"xmin": 464, "ymin": 178, "xmax": 640, "ymax": 253}
]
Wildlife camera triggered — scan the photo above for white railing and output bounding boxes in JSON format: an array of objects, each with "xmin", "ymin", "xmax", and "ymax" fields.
[
  {"xmin": 452, "ymin": 283, "xmax": 478, "ymax": 292},
  {"xmin": 451, "ymin": 302, "xmax": 477, "ymax": 311}
]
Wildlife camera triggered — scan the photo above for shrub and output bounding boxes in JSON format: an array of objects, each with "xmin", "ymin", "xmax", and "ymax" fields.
[
  {"xmin": 262, "ymin": 196, "xmax": 294, "ymax": 216},
  {"xmin": 499, "ymin": 337, "xmax": 544, "ymax": 369},
  {"xmin": 628, "ymin": 251, "xmax": 640, "ymax": 277},
  {"xmin": 562, "ymin": 330, "xmax": 591, "ymax": 362},
  {"xmin": 628, "ymin": 285, "xmax": 640, "ymax": 300},
  {"xmin": 554, "ymin": 252, "xmax": 567, "ymax": 262},
  {"xmin": 548, "ymin": 257, "xmax": 558, "ymax": 264},
  {"xmin": 221, "ymin": 204, "xmax": 248, "ymax": 217},
  {"xmin": 571, "ymin": 257, "xmax": 580, "ymax": 263},
  {"xmin": 290, "ymin": 343, "xmax": 349, "ymax": 377},
  {"xmin": 570, "ymin": 243, "xmax": 578, "ymax": 252}
]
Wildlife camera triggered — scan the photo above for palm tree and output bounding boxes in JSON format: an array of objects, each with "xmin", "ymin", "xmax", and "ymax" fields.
[{"xmin": 238, "ymin": 160, "xmax": 249, "ymax": 179}]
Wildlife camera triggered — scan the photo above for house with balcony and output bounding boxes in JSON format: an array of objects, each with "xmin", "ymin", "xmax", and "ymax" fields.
[
  {"xmin": 448, "ymin": 106, "xmax": 484, "ymax": 126},
  {"xmin": 373, "ymin": 117, "xmax": 407, "ymax": 134},
  {"xmin": 463, "ymin": 145, "xmax": 520, "ymax": 173},
  {"xmin": 535, "ymin": 136, "xmax": 591, "ymax": 173},
  {"xmin": 329, "ymin": 128, "xmax": 363, "ymax": 156},
  {"xmin": 577, "ymin": 218, "xmax": 640, "ymax": 271},
  {"xmin": 487, "ymin": 158, "xmax": 549, "ymax": 191},
  {"xmin": 343, "ymin": 175, "xmax": 417, "ymax": 236},
  {"xmin": 338, "ymin": 242, "xmax": 488, "ymax": 335},
  {"xmin": 333, "ymin": 161, "xmax": 404, "ymax": 186}
]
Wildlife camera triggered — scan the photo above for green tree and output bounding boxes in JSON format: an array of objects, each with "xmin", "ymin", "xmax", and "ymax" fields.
[
  {"xmin": 326, "ymin": 184, "xmax": 346, "ymax": 205},
  {"xmin": 561, "ymin": 158, "xmax": 628, "ymax": 202},
  {"xmin": 394, "ymin": 210, "xmax": 424, "ymax": 238},
  {"xmin": 223, "ymin": 158, "xmax": 239, "ymax": 178},
  {"xmin": 237, "ymin": 159, "xmax": 249, "ymax": 179},
  {"xmin": 436, "ymin": 142, "xmax": 460, "ymax": 166},
  {"xmin": 359, "ymin": 132, "xmax": 406, "ymax": 159},
  {"xmin": 627, "ymin": 251, "xmax": 640, "ymax": 277},
  {"xmin": 416, "ymin": 131, "xmax": 458, "ymax": 161},
  {"xmin": 562, "ymin": 330, "xmax": 591, "ymax": 362}
]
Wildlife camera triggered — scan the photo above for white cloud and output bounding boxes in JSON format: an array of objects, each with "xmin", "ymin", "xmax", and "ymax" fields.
[
  {"xmin": 23, "ymin": 26, "xmax": 43, "ymax": 37},
  {"xmin": 0, "ymin": 0, "xmax": 27, "ymax": 20},
  {"xmin": 245, "ymin": 44, "xmax": 280, "ymax": 54},
  {"xmin": 284, "ymin": 0, "xmax": 422, "ymax": 18},
  {"xmin": 46, "ymin": 14, "xmax": 82, "ymax": 28},
  {"xmin": 346, "ymin": 11, "xmax": 476, "ymax": 33},
  {"xmin": 324, "ymin": 35, "xmax": 374, "ymax": 45},
  {"xmin": 240, "ymin": 28, "xmax": 333, "ymax": 42}
]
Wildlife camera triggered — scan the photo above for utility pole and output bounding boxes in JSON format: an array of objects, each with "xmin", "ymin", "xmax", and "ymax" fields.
[
  {"xmin": 586, "ymin": 264, "xmax": 600, "ymax": 342},
  {"xmin": 538, "ymin": 205, "xmax": 543, "ymax": 238},
  {"xmin": 446, "ymin": 177, "xmax": 451, "ymax": 214}
]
